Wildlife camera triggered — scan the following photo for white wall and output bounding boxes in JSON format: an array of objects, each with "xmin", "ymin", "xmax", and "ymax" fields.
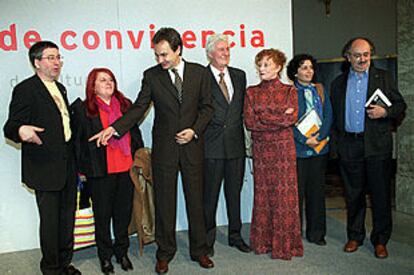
[{"xmin": 0, "ymin": 0, "xmax": 293, "ymax": 253}]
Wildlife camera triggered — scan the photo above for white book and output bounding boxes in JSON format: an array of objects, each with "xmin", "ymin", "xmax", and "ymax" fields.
[
  {"xmin": 365, "ymin": 88, "xmax": 392, "ymax": 108},
  {"xmin": 295, "ymin": 109, "xmax": 328, "ymax": 153},
  {"xmin": 296, "ymin": 109, "xmax": 322, "ymax": 133}
]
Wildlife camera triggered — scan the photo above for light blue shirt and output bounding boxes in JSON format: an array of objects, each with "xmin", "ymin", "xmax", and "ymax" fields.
[{"xmin": 345, "ymin": 69, "xmax": 368, "ymax": 133}]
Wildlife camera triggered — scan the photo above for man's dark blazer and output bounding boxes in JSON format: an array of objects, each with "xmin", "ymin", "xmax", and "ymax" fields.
[
  {"xmin": 112, "ymin": 61, "xmax": 213, "ymax": 165},
  {"xmin": 70, "ymin": 98, "xmax": 144, "ymax": 178},
  {"xmin": 330, "ymin": 66, "xmax": 406, "ymax": 158},
  {"xmin": 204, "ymin": 66, "xmax": 246, "ymax": 159},
  {"xmin": 110, "ymin": 60, "xmax": 213, "ymax": 260},
  {"xmin": 3, "ymin": 75, "xmax": 73, "ymax": 191}
]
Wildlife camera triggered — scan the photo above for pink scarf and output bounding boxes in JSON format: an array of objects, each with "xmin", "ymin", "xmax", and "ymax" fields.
[{"xmin": 95, "ymin": 96, "xmax": 130, "ymax": 156}]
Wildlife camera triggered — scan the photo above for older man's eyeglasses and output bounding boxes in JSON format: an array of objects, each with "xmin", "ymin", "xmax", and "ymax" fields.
[
  {"xmin": 350, "ymin": 52, "xmax": 370, "ymax": 59},
  {"xmin": 41, "ymin": 55, "xmax": 63, "ymax": 62}
]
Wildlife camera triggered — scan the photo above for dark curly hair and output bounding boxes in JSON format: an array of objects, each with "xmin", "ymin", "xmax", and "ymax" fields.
[{"xmin": 287, "ymin": 54, "xmax": 317, "ymax": 82}]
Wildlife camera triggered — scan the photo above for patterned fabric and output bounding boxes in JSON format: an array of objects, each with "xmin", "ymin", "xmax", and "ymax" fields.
[
  {"xmin": 96, "ymin": 96, "xmax": 131, "ymax": 156},
  {"xmin": 74, "ymin": 176, "xmax": 96, "ymax": 250},
  {"xmin": 41, "ymin": 79, "xmax": 72, "ymax": 141},
  {"xmin": 293, "ymin": 82, "xmax": 333, "ymax": 158},
  {"xmin": 295, "ymin": 80, "xmax": 323, "ymax": 120},
  {"xmin": 219, "ymin": 72, "xmax": 230, "ymax": 102},
  {"xmin": 244, "ymin": 78, "xmax": 303, "ymax": 260},
  {"xmin": 172, "ymin": 68, "xmax": 183, "ymax": 103}
]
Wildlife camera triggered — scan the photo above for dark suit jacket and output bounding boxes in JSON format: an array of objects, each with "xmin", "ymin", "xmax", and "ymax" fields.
[
  {"xmin": 330, "ymin": 66, "xmax": 406, "ymax": 158},
  {"xmin": 70, "ymin": 98, "xmax": 144, "ymax": 178},
  {"xmin": 3, "ymin": 75, "xmax": 73, "ymax": 191},
  {"xmin": 204, "ymin": 66, "xmax": 246, "ymax": 159},
  {"xmin": 112, "ymin": 61, "xmax": 213, "ymax": 165}
]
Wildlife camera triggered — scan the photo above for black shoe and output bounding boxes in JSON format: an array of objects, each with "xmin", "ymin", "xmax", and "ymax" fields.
[
  {"xmin": 314, "ymin": 239, "xmax": 327, "ymax": 246},
  {"xmin": 100, "ymin": 259, "xmax": 114, "ymax": 274},
  {"xmin": 117, "ymin": 255, "xmax": 133, "ymax": 271},
  {"xmin": 229, "ymin": 240, "xmax": 251, "ymax": 253},
  {"xmin": 62, "ymin": 264, "xmax": 81, "ymax": 275},
  {"xmin": 308, "ymin": 237, "xmax": 327, "ymax": 246}
]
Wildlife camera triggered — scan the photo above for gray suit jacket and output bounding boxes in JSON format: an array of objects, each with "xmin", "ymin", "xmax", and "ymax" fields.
[{"xmin": 204, "ymin": 66, "xmax": 246, "ymax": 159}]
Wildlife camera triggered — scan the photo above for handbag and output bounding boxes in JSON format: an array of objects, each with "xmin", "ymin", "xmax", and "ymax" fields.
[{"xmin": 73, "ymin": 175, "xmax": 96, "ymax": 250}]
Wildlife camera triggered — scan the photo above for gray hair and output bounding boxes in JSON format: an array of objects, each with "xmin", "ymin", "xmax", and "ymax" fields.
[{"xmin": 205, "ymin": 34, "xmax": 229, "ymax": 62}]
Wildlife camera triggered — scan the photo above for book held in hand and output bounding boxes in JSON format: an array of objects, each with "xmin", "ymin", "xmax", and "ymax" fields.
[
  {"xmin": 365, "ymin": 88, "xmax": 392, "ymax": 108},
  {"xmin": 295, "ymin": 109, "xmax": 328, "ymax": 154}
]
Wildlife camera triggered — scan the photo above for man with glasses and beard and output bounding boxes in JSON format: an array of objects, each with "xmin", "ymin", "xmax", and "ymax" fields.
[{"xmin": 330, "ymin": 37, "xmax": 406, "ymax": 259}]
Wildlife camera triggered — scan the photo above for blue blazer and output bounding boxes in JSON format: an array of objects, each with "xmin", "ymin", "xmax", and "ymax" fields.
[{"xmin": 293, "ymin": 83, "xmax": 333, "ymax": 158}]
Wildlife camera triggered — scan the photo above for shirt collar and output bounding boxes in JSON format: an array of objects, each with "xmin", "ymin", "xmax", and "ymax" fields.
[
  {"xmin": 171, "ymin": 58, "xmax": 185, "ymax": 76},
  {"xmin": 209, "ymin": 64, "xmax": 228, "ymax": 77},
  {"xmin": 349, "ymin": 67, "xmax": 369, "ymax": 78}
]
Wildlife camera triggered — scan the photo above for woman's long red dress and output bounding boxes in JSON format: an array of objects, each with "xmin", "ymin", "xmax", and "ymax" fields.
[{"xmin": 244, "ymin": 78, "xmax": 303, "ymax": 260}]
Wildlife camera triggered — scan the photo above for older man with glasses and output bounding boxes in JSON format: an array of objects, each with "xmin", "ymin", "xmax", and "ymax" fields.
[{"xmin": 330, "ymin": 37, "xmax": 406, "ymax": 259}]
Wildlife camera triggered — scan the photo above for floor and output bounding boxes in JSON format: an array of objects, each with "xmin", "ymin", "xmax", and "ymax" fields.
[{"xmin": 1, "ymin": 196, "xmax": 413, "ymax": 275}]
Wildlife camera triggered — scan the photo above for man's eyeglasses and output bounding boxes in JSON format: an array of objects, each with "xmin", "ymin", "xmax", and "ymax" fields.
[
  {"xmin": 41, "ymin": 55, "xmax": 63, "ymax": 62},
  {"xmin": 350, "ymin": 52, "xmax": 370, "ymax": 59}
]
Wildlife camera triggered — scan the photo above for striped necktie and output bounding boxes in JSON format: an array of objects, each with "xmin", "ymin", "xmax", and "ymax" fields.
[
  {"xmin": 219, "ymin": 72, "xmax": 230, "ymax": 102},
  {"xmin": 172, "ymin": 68, "xmax": 183, "ymax": 103}
]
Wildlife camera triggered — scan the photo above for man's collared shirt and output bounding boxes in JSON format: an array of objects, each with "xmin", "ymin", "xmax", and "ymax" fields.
[
  {"xmin": 345, "ymin": 68, "xmax": 368, "ymax": 133},
  {"xmin": 168, "ymin": 58, "xmax": 185, "ymax": 83},
  {"xmin": 210, "ymin": 65, "xmax": 234, "ymax": 101},
  {"xmin": 41, "ymin": 79, "xmax": 72, "ymax": 141}
]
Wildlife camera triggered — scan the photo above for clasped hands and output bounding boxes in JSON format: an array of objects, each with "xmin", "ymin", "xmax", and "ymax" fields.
[{"xmin": 306, "ymin": 133, "xmax": 320, "ymax": 148}]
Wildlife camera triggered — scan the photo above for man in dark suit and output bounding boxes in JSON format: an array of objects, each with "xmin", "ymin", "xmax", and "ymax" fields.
[
  {"xmin": 3, "ymin": 41, "xmax": 80, "ymax": 275},
  {"xmin": 90, "ymin": 27, "xmax": 214, "ymax": 274},
  {"xmin": 203, "ymin": 34, "xmax": 250, "ymax": 256},
  {"xmin": 330, "ymin": 37, "xmax": 406, "ymax": 259}
]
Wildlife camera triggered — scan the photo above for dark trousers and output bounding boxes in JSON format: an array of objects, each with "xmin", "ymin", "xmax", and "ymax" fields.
[
  {"xmin": 153, "ymin": 152, "xmax": 207, "ymax": 262},
  {"xmin": 339, "ymin": 136, "xmax": 392, "ymax": 245},
  {"xmin": 203, "ymin": 157, "xmax": 245, "ymax": 251},
  {"xmin": 35, "ymin": 158, "xmax": 77, "ymax": 275},
  {"xmin": 297, "ymin": 155, "xmax": 327, "ymax": 242},
  {"xmin": 89, "ymin": 172, "xmax": 134, "ymax": 261}
]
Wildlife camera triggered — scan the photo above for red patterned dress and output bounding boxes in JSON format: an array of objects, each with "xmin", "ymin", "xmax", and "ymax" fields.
[{"xmin": 244, "ymin": 78, "xmax": 303, "ymax": 260}]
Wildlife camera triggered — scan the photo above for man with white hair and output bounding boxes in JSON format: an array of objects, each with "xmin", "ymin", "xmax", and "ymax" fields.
[{"xmin": 203, "ymin": 34, "xmax": 251, "ymax": 256}]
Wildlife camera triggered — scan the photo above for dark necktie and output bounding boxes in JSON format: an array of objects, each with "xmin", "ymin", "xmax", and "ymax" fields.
[
  {"xmin": 219, "ymin": 72, "xmax": 230, "ymax": 102},
  {"xmin": 172, "ymin": 68, "xmax": 183, "ymax": 103}
]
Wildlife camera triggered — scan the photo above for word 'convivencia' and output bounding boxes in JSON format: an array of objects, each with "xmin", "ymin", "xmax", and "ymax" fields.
[{"xmin": 1, "ymin": 24, "xmax": 265, "ymax": 51}]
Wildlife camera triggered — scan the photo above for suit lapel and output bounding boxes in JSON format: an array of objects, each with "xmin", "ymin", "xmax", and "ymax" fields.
[
  {"xmin": 182, "ymin": 62, "xmax": 191, "ymax": 98},
  {"xmin": 367, "ymin": 67, "xmax": 380, "ymax": 99},
  {"xmin": 338, "ymin": 72, "xmax": 348, "ymax": 130},
  {"xmin": 57, "ymin": 84, "xmax": 70, "ymax": 110},
  {"xmin": 228, "ymin": 67, "xmax": 240, "ymax": 105},
  {"xmin": 208, "ymin": 64, "xmax": 230, "ymax": 105},
  {"xmin": 91, "ymin": 115, "xmax": 104, "ymax": 133},
  {"xmin": 33, "ymin": 75, "xmax": 62, "ymax": 115},
  {"xmin": 157, "ymin": 65, "xmax": 181, "ymax": 103}
]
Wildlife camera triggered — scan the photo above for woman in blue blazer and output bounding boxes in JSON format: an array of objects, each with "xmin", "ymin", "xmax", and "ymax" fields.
[{"xmin": 287, "ymin": 54, "xmax": 333, "ymax": 246}]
